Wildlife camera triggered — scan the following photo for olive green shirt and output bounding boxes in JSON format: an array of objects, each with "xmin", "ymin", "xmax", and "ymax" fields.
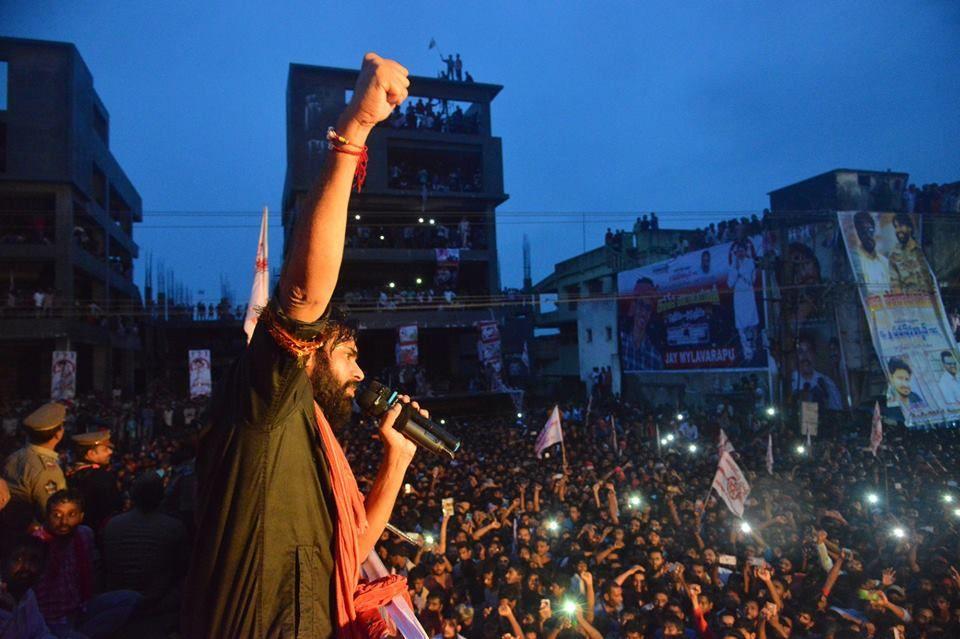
[
  {"xmin": 183, "ymin": 301, "xmax": 337, "ymax": 639},
  {"xmin": 888, "ymin": 242, "xmax": 933, "ymax": 292}
]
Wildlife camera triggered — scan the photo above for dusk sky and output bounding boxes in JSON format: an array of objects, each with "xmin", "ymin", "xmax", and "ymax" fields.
[{"xmin": 3, "ymin": 2, "xmax": 959, "ymax": 303}]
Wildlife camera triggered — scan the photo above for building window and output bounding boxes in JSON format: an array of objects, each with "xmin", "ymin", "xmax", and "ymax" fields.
[
  {"xmin": 93, "ymin": 105, "xmax": 109, "ymax": 146},
  {"xmin": 92, "ymin": 163, "xmax": 107, "ymax": 208},
  {"xmin": 585, "ymin": 328, "xmax": 593, "ymax": 343},
  {"xmin": 605, "ymin": 326, "xmax": 612, "ymax": 342},
  {"xmin": 0, "ymin": 61, "xmax": 7, "ymax": 111},
  {"xmin": 387, "ymin": 145, "xmax": 483, "ymax": 193}
]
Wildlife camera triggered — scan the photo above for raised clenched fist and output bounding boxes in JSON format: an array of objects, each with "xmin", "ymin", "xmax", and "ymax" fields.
[{"xmin": 342, "ymin": 53, "xmax": 410, "ymax": 131}]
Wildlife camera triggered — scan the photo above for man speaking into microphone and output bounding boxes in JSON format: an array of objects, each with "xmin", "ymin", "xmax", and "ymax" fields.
[{"xmin": 183, "ymin": 53, "xmax": 422, "ymax": 639}]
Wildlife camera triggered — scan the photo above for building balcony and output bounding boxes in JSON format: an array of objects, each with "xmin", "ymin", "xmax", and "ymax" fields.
[
  {"xmin": 84, "ymin": 202, "xmax": 139, "ymax": 258},
  {"xmin": 0, "ymin": 316, "xmax": 140, "ymax": 349},
  {"xmin": 72, "ymin": 247, "xmax": 139, "ymax": 298},
  {"xmin": 349, "ymin": 307, "xmax": 499, "ymax": 331},
  {"xmin": 0, "ymin": 242, "xmax": 57, "ymax": 261},
  {"xmin": 342, "ymin": 247, "xmax": 491, "ymax": 263}
]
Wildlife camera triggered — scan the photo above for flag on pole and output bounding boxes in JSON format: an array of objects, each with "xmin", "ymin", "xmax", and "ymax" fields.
[
  {"xmin": 428, "ymin": 37, "xmax": 437, "ymax": 49},
  {"xmin": 766, "ymin": 434, "xmax": 774, "ymax": 475},
  {"xmin": 361, "ymin": 551, "xmax": 429, "ymax": 638},
  {"xmin": 711, "ymin": 451, "xmax": 751, "ymax": 517},
  {"xmin": 718, "ymin": 428, "xmax": 735, "ymax": 455},
  {"xmin": 243, "ymin": 206, "xmax": 269, "ymax": 343},
  {"xmin": 869, "ymin": 401, "xmax": 883, "ymax": 456},
  {"xmin": 535, "ymin": 405, "xmax": 563, "ymax": 458}
]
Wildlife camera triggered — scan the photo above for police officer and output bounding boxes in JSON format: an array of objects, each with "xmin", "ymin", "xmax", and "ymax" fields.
[
  {"xmin": 0, "ymin": 402, "xmax": 68, "ymax": 543},
  {"xmin": 67, "ymin": 429, "xmax": 120, "ymax": 533}
]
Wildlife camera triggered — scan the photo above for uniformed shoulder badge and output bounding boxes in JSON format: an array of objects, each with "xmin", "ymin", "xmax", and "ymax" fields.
[{"xmin": 45, "ymin": 480, "xmax": 58, "ymax": 495}]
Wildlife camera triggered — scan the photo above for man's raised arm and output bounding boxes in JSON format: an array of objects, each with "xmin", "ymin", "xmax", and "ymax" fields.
[{"xmin": 278, "ymin": 53, "xmax": 409, "ymax": 322}]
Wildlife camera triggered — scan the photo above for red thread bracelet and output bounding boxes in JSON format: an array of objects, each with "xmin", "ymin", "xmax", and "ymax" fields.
[{"xmin": 327, "ymin": 127, "xmax": 369, "ymax": 192}]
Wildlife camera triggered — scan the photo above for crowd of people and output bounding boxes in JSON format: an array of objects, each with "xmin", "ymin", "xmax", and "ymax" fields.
[
  {"xmin": 904, "ymin": 183, "xmax": 960, "ymax": 215},
  {"xmin": 1, "ymin": 385, "xmax": 958, "ymax": 638},
  {"xmin": 436, "ymin": 53, "xmax": 473, "ymax": 83},
  {"xmin": 347, "ymin": 215, "xmax": 484, "ymax": 250},
  {"xmin": 388, "ymin": 162, "xmax": 484, "ymax": 196},
  {"xmin": 386, "ymin": 99, "xmax": 482, "ymax": 135},
  {"xmin": 339, "ymin": 286, "xmax": 477, "ymax": 311},
  {"xmin": 605, "ymin": 213, "xmax": 770, "ymax": 259}
]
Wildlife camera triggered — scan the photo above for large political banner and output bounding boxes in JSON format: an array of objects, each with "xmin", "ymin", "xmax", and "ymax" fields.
[
  {"xmin": 51, "ymin": 351, "xmax": 77, "ymax": 400},
  {"xmin": 618, "ymin": 236, "xmax": 768, "ymax": 372},
  {"xmin": 838, "ymin": 211, "xmax": 960, "ymax": 427},
  {"xmin": 778, "ymin": 223, "xmax": 849, "ymax": 411},
  {"xmin": 188, "ymin": 349, "xmax": 213, "ymax": 399}
]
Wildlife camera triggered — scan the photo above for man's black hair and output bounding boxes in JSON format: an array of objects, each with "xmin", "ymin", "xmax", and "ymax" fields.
[
  {"xmin": 940, "ymin": 350, "xmax": 953, "ymax": 361},
  {"xmin": 853, "ymin": 210, "xmax": 874, "ymax": 229},
  {"xmin": 892, "ymin": 212, "xmax": 914, "ymax": 229},
  {"xmin": 26, "ymin": 425, "xmax": 62, "ymax": 446},
  {"xmin": 499, "ymin": 583, "xmax": 521, "ymax": 602},
  {"xmin": 888, "ymin": 357, "xmax": 911, "ymax": 376},
  {"xmin": 131, "ymin": 471, "xmax": 165, "ymax": 512},
  {"xmin": 46, "ymin": 488, "xmax": 84, "ymax": 514}
]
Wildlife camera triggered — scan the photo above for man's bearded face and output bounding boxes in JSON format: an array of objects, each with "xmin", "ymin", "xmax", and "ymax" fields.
[
  {"xmin": 310, "ymin": 340, "xmax": 360, "ymax": 430},
  {"xmin": 894, "ymin": 221, "xmax": 913, "ymax": 246}
]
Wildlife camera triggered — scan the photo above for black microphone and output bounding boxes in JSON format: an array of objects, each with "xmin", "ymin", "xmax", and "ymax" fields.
[{"xmin": 356, "ymin": 381, "xmax": 461, "ymax": 459}]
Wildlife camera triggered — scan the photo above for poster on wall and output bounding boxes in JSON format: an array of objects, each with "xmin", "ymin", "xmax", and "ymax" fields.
[
  {"xmin": 476, "ymin": 320, "xmax": 506, "ymax": 390},
  {"xmin": 778, "ymin": 223, "xmax": 848, "ymax": 411},
  {"xmin": 838, "ymin": 211, "xmax": 960, "ymax": 427},
  {"xmin": 50, "ymin": 351, "xmax": 77, "ymax": 400},
  {"xmin": 188, "ymin": 349, "xmax": 213, "ymax": 399},
  {"xmin": 434, "ymin": 248, "xmax": 460, "ymax": 289},
  {"xmin": 396, "ymin": 324, "xmax": 419, "ymax": 366},
  {"xmin": 617, "ymin": 235, "xmax": 769, "ymax": 372}
]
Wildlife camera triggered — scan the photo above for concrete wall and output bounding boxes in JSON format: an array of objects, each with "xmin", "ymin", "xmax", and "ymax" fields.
[{"xmin": 577, "ymin": 299, "xmax": 620, "ymax": 396}]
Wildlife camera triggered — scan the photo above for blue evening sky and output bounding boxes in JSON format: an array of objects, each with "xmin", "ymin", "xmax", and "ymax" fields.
[{"xmin": 3, "ymin": 1, "xmax": 958, "ymax": 302}]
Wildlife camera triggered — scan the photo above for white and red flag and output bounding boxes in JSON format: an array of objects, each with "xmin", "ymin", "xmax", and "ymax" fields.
[
  {"xmin": 869, "ymin": 401, "xmax": 883, "ymax": 456},
  {"xmin": 718, "ymin": 428, "xmax": 736, "ymax": 456},
  {"xmin": 535, "ymin": 405, "xmax": 563, "ymax": 458},
  {"xmin": 712, "ymin": 451, "xmax": 751, "ymax": 518},
  {"xmin": 243, "ymin": 206, "xmax": 270, "ymax": 344}
]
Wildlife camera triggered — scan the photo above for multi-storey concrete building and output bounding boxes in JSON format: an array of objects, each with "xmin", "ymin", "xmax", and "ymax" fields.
[
  {"xmin": 532, "ymin": 228, "xmax": 701, "ymax": 399},
  {"xmin": 0, "ymin": 37, "xmax": 142, "ymax": 400},
  {"xmin": 282, "ymin": 63, "xmax": 510, "ymax": 397}
]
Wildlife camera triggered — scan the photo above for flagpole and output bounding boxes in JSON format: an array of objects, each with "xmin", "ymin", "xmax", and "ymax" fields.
[
  {"xmin": 560, "ymin": 426, "xmax": 568, "ymax": 471},
  {"xmin": 585, "ymin": 394, "xmax": 593, "ymax": 441},
  {"xmin": 611, "ymin": 414, "xmax": 620, "ymax": 457}
]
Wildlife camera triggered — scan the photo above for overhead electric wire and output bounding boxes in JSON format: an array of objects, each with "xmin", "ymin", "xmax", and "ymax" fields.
[{"xmin": 6, "ymin": 280, "xmax": 925, "ymax": 320}]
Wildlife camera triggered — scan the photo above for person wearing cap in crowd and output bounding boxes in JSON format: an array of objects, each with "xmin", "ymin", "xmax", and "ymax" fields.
[
  {"xmin": 0, "ymin": 402, "xmax": 67, "ymax": 545},
  {"xmin": 67, "ymin": 429, "xmax": 121, "ymax": 534}
]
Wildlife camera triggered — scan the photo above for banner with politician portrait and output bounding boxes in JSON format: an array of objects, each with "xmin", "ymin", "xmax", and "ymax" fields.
[
  {"xmin": 51, "ymin": 351, "xmax": 77, "ymax": 401},
  {"xmin": 838, "ymin": 211, "xmax": 960, "ymax": 427},
  {"xmin": 617, "ymin": 235, "xmax": 768, "ymax": 372},
  {"xmin": 778, "ymin": 223, "xmax": 849, "ymax": 412},
  {"xmin": 395, "ymin": 324, "xmax": 419, "ymax": 366},
  {"xmin": 188, "ymin": 349, "xmax": 213, "ymax": 399}
]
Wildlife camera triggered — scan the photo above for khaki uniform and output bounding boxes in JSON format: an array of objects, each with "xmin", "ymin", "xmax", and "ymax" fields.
[
  {"xmin": 2, "ymin": 444, "xmax": 66, "ymax": 524},
  {"xmin": 0, "ymin": 402, "xmax": 68, "ymax": 539}
]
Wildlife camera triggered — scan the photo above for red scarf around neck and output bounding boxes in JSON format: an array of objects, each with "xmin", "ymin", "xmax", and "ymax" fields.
[{"xmin": 313, "ymin": 402, "xmax": 411, "ymax": 639}]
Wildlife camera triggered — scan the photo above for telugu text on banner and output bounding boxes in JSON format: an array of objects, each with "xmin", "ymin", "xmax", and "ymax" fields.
[
  {"xmin": 838, "ymin": 211, "xmax": 960, "ymax": 427},
  {"xmin": 618, "ymin": 236, "xmax": 769, "ymax": 372}
]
